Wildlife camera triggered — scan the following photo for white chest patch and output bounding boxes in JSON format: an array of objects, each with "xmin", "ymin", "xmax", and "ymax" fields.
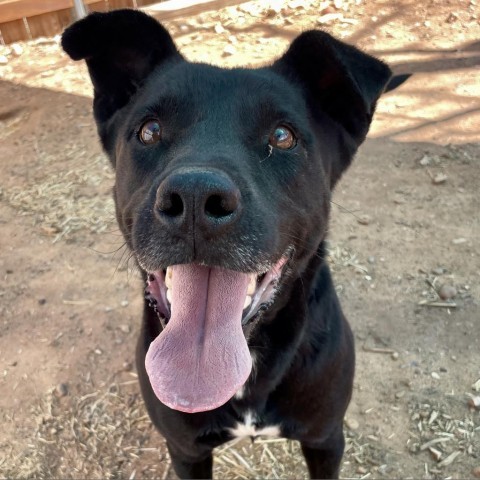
[{"xmin": 228, "ymin": 411, "xmax": 281, "ymax": 439}]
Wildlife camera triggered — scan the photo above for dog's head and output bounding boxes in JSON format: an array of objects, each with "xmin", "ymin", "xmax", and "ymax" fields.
[{"xmin": 62, "ymin": 10, "xmax": 391, "ymax": 413}]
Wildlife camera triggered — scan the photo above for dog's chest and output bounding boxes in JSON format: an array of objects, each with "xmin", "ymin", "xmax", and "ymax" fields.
[{"xmin": 228, "ymin": 410, "xmax": 281, "ymax": 439}]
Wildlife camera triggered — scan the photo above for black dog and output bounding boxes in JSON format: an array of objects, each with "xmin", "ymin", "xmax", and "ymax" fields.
[{"xmin": 62, "ymin": 10, "xmax": 393, "ymax": 478}]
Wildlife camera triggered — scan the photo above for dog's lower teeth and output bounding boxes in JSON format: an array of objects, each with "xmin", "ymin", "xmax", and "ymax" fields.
[
  {"xmin": 166, "ymin": 288, "xmax": 172, "ymax": 304},
  {"xmin": 247, "ymin": 275, "xmax": 256, "ymax": 295},
  {"xmin": 165, "ymin": 266, "xmax": 173, "ymax": 289},
  {"xmin": 244, "ymin": 295, "xmax": 252, "ymax": 309}
]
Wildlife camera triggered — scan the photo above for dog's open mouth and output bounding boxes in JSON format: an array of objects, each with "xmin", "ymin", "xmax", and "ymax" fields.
[{"xmin": 143, "ymin": 255, "xmax": 288, "ymax": 414}]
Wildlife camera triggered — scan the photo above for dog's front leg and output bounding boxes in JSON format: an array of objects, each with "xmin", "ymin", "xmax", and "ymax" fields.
[
  {"xmin": 166, "ymin": 442, "xmax": 213, "ymax": 479},
  {"xmin": 301, "ymin": 425, "xmax": 345, "ymax": 479}
]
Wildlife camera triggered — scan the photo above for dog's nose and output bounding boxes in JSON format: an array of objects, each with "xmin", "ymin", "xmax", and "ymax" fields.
[{"xmin": 155, "ymin": 168, "xmax": 241, "ymax": 235}]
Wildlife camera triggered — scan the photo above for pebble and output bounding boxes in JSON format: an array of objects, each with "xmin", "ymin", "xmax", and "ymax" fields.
[
  {"xmin": 367, "ymin": 256, "xmax": 376, "ymax": 264},
  {"xmin": 94, "ymin": 348, "xmax": 102, "ymax": 355},
  {"xmin": 11, "ymin": 44, "xmax": 23, "ymax": 56},
  {"xmin": 119, "ymin": 324, "xmax": 130, "ymax": 334},
  {"xmin": 55, "ymin": 383, "xmax": 69, "ymax": 397},
  {"xmin": 395, "ymin": 390, "xmax": 405, "ymax": 399},
  {"xmin": 472, "ymin": 466, "xmax": 480, "ymax": 478},
  {"xmin": 452, "ymin": 237, "xmax": 467, "ymax": 245},
  {"xmin": 438, "ymin": 284, "xmax": 457, "ymax": 300},
  {"xmin": 391, "ymin": 351, "xmax": 399, "ymax": 360},
  {"xmin": 419, "ymin": 155, "xmax": 431, "ymax": 166},
  {"xmin": 432, "ymin": 173, "xmax": 447, "ymax": 184},
  {"xmin": 432, "ymin": 267, "xmax": 445, "ymax": 275},
  {"xmin": 357, "ymin": 214, "xmax": 371, "ymax": 225},
  {"xmin": 120, "ymin": 300, "xmax": 129, "ymax": 307},
  {"xmin": 431, "ymin": 372, "xmax": 441, "ymax": 380},
  {"xmin": 38, "ymin": 298, "xmax": 47, "ymax": 305},
  {"xmin": 345, "ymin": 417, "xmax": 359, "ymax": 430},
  {"xmin": 222, "ymin": 45, "xmax": 236, "ymax": 56},
  {"xmin": 0, "ymin": 55, "xmax": 8, "ymax": 65}
]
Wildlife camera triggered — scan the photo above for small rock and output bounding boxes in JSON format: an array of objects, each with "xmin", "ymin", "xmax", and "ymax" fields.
[
  {"xmin": 439, "ymin": 366, "xmax": 448, "ymax": 372},
  {"xmin": 367, "ymin": 256, "xmax": 376, "ymax": 264},
  {"xmin": 94, "ymin": 348, "xmax": 102, "ymax": 355},
  {"xmin": 356, "ymin": 466, "xmax": 368, "ymax": 475},
  {"xmin": 55, "ymin": 383, "xmax": 69, "ymax": 397},
  {"xmin": 222, "ymin": 45, "xmax": 236, "ymax": 56},
  {"xmin": 357, "ymin": 214, "xmax": 371, "ymax": 225},
  {"xmin": 119, "ymin": 324, "xmax": 131, "ymax": 334},
  {"xmin": 472, "ymin": 466, "xmax": 480, "ymax": 478},
  {"xmin": 432, "ymin": 172, "xmax": 447, "ymax": 184},
  {"xmin": 123, "ymin": 360, "xmax": 133, "ymax": 371},
  {"xmin": 438, "ymin": 284, "xmax": 457, "ymax": 300},
  {"xmin": 446, "ymin": 12, "xmax": 459, "ymax": 23},
  {"xmin": 468, "ymin": 396, "xmax": 480, "ymax": 409},
  {"xmin": 345, "ymin": 417, "xmax": 359, "ymax": 430},
  {"xmin": 178, "ymin": 24, "xmax": 189, "ymax": 33},
  {"xmin": 431, "ymin": 372, "xmax": 441, "ymax": 380},
  {"xmin": 419, "ymin": 155, "xmax": 431, "ymax": 166},
  {"xmin": 395, "ymin": 390, "xmax": 405, "ymax": 399},
  {"xmin": 38, "ymin": 298, "xmax": 47, "ymax": 305},
  {"xmin": 0, "ymin": 55, "xmax": 8, "ymax": 65},
  {"xmin": 120, "ymin": 300, "xmax": 129, "ymax": 307},
  {"xmin": 452, "ymin": 237, "xmax": 467, "ymax": 245},
  {"xmin": 228, "ymin": 35, "xmax": 237, "ymax": 44},
  {"xmin": 432, "ymin": 267, "xmax": 445, "ymax": 275},
  {"xmin": 11, "ymin": 44, "xmax": 23, "ymax": 56},
  {"xmin": 214, "ymin": 23, "xmax": 226, "ymax": 34},
  {"xmin": 8, "ymin": 360, "xmax": 17, "ymax": 367},
  {"xmin": 391, "ymin": 351, "xmax": 399, "ymax": 360}
]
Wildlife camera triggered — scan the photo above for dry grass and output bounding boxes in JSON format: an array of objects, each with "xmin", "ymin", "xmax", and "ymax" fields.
[
  {"xmin": 407, "ymin": 395, "xmax": 480, "ymax": 477},
  {"xmin": 4, "ymin": 151, "xmax": 115, "ymax": 243},
  {"xmin": 1, "ymin": 379, "xmax": 411, "ymax": 480}
]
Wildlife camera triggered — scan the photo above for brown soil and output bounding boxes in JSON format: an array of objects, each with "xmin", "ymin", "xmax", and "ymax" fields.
[{"xmin": 0, "ymin": 0, "xmax": 479, "ymax": 478}]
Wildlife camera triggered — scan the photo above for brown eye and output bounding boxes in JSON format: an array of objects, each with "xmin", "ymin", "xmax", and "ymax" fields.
[
  {"xmin": 269, "ymin": 125, "xmax": 296, "ymax": 150},
  {"xmin": 139, "ymin": 120, "xmax": 162, "ymax": 145}
]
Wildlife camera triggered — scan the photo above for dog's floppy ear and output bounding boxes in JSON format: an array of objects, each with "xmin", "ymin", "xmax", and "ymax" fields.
[
  {"xmin": 273, "ymin": 31, "xmax": 391, "ymax": 146},
  {"xmin": 62, "ymin": 9, "xmax": 181, "ymax": 124}
]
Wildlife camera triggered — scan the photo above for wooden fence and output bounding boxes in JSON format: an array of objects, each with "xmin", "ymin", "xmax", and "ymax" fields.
[{"xmin": 0, "ymin": 0, "xmax": 158, "ymax": 44}]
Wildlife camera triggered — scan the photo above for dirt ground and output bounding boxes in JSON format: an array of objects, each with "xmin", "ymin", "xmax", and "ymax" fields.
[{"xmin": 0, "ymin": 0, "xmax": 479, "ymax": 478}]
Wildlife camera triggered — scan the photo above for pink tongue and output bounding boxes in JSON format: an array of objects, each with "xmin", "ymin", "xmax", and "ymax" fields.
[{"xmin": 145, "ymin": 264, "xmax": 252, "ymax": 413}]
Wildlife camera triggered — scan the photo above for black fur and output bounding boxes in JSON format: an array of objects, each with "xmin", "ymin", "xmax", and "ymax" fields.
[{"xmin": 63, "ymin": 10, "xmax": 393, "ymax": 479}]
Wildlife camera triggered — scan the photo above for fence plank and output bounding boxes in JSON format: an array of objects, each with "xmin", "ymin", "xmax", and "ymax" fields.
[
  {"xmin": 87, "ymin": 1, "xmax": 108, "ymax": 12},
  {"xmin": 108, "ymin": 0, "xmax": 135, "ymax": 9},
  {"xmin": 0, "ymin": 17, "xmax": 28, "ymax": 43},
  {"xmin": 0, "ymin": 0, "xmax": 115, "ymax": 24},
  {"xmin": 27, "ymin": 8, "xmax": 72, "ymax": 38}
]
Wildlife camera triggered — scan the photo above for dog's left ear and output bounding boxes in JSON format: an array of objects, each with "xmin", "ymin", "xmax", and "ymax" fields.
[
  {"xmin": 273, "ymin": 31, "xmax": 391, "ymax": 146},
  {"xmin": 62, "ymin": 9, "xmax": 181, "ymax": 126}
]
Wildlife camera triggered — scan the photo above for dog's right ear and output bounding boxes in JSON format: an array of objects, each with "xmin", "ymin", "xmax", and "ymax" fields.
[{"xmin": 62, "ymin": 9, "xmax": 181, "ymax": 124}]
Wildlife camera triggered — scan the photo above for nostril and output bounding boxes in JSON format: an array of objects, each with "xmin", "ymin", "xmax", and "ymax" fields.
[
  {"xmin": 205, "ymin": 194, "xmax": 237, "ymax": 219},
  {"xmin": 158, "ymin": 192, "xmax": 184, "ymax": 217}
]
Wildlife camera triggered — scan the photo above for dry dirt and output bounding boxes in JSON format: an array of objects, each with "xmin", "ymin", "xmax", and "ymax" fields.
[{"xmin": 0, "ymin": 0, "xmax": 479, "ymax": 479}]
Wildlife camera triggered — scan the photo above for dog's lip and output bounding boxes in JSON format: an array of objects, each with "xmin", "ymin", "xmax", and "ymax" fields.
[{"xmin": 144, "ymin": 250, "xmax": 292, "ymax": 328}]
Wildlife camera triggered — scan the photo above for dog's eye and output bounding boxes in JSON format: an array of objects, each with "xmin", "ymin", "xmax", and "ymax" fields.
[
  {"xmin": 269, "ymin": 125, "xmax": 296, "ymax": 150},
  {"xmin": 139, "ymin": 120, "xmax": 162, "ymax": 145}
]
